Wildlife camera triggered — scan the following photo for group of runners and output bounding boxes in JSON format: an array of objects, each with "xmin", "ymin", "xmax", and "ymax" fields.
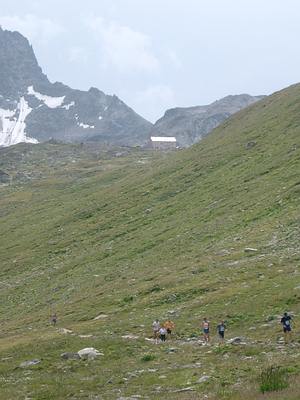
[
  {"xmin": 152, "ymin": 319, "xmax": 175, "ymax": 342},
  {"xmin": 202, "ymin": 318, "xmax": 226, "ymax": 343},
  {"xmin": 50, "ymin": 310, "xmax": 294, "ymax": 344},
  {"xmin": 152, "ymin": 317, "xmax": 226, "ymax": 344},
  {"xmin": 152, "ymin": 312, "xmax": 294, "ymax": 344}
]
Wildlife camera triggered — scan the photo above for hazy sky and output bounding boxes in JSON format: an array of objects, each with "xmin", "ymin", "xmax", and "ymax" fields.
[{"xmin": 0, "ymin": 0, "xmax": 300, "ymax": 122}]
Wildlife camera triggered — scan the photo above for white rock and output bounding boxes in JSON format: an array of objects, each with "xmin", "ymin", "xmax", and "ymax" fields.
[
  {"xmin": 244, "ymin": 247, "xmax": 258, "ymax": 253},
  {"xmin": 122, "ymin": 335, "xmax": 139, "ymax": 340},
  {"xmin": 173, "ymin": 387, "xmax": 195, "ymax": 393},
  {"xmin": 228, "ymin": 337, "xmax": 247, "ymax": 345},
  {"xmin": 20, "ymin": 359, "xmax": 40, "ymax": 368},
  {"xmin": 197, "ymin": 375, "xmax": 210, "ymax": 383},
  {"xmin": 59, "ymin": 328, "xmax": 73, "ymax": 334},
  {"xmin": 78, "ymin": 335, "xmax": 93, "ymax": 338},
  {"xmin": 93, "ymin": 314, "xmax": 108, "ymax": 320},
  {"xmin": 78, "ymin": 347, "xmax": 103, "ymax": 360}
]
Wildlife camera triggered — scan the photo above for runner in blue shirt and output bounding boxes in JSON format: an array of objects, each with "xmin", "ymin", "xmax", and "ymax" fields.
[
  {"xmin": 281, "ymin": 312, "xmax": 293, "ymax": 343},
  {"xmin": 217, "ymin": 320, "xmax": 226, "ymax": 343}
]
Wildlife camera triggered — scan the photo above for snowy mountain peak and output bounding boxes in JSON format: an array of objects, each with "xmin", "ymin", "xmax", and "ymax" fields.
[{"xmin": 0, "ymin": 28, "xmax": 152, "ymax": 147}]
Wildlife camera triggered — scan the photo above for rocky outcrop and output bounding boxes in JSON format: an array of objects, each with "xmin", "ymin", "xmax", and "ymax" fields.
[
  {"xmin": 0, "ymin": 170, "xmax": 10, "ymax": 183},
  {"xmin": 0, "ymin": 27, "xmax": 152, "ymax": 147},
  {"xmin": 151, "ymin": 94, "xmax": 265, "ymax": 147}
]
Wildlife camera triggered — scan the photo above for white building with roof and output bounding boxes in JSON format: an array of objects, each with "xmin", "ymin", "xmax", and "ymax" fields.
[{"xmin": 150, "ymin": 136, "xmax": 177, "ymax": 150}]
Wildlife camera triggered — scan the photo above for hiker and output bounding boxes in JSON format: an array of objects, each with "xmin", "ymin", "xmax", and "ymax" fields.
[
  {"xmin": 202, "ymin": 317, "xmax": 210, "ymax": 343},
  {"xmin": 50, "ymin": 313, "xmax": 57, "ymax": 326},
  {"xmin": 159, "ymin": 326, "xmax": 167, "ymax": 342},
  {"xmin": 281, "ymin": 312, "xmax": 293, "ymax": 343},
  {"xmin": 152, "ymin": 319, "xmax": 161, "ymax": 340},
  {"xmin": 164, "ymin": 320, "xmax": 175, "ymax": 337},
  {"xmin": 217, "ymin": 320, "xmax": 226, "ymax": 343}
]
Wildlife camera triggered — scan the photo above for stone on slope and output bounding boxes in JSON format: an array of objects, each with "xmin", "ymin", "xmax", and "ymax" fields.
[
  {"xmin": 20, "ymin": 359, "xmax": 41, "ymax": 368},
  {"xmin": 197, "ymin": 375, "xmax": 211, "ymax": 383},
  {"xmin": 173, "ymin": 387, "xmax": 195, "ymax": 393},
  {"xmin": 77, "ymin": 347, "xmax": 103, "ymax": 360},
  {"xmin": 122, "ymin": 335, "xmax": 139, "ymax": 340},
  {"xmin": 61, "ymin": 352, "xmax": 80, "ymax": 360},
  {"xmin": 93, "ymin": 314, "xmax": 108, "ymax": 320},
  {"xmin": 244, "ymin": 247, "xmax": 258, "ymax": 253},
  {"xmin": 228, "ymin": 337, "xmax": 247, "ymax": 345},
  {"xmin": 58, "ymin": 328, "xmax": 73, "ymax": 334}
]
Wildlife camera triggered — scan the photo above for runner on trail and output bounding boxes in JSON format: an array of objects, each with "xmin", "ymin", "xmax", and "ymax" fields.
[
  {"xmin": 50, "ymin": 313, "xmax": 57, "ymax": 326},
  {"xmin": 164, "ymin": 320, "xmax": 175, "ymax": 337},
  {"xmin": 281, "ymin": 312, "xmax": 293, "ymax": 343},
  {"xmin": 202, "ymin": 317, "xmax": 210, "ymax": 343},
  {"xmin": 152, "ymin": 319, "xmax": 161, "ymax": 340},
  {"xmin": 217, "ymin": 320, "xmax": 226, "ymax": 343},
  {"xmin": 159, "ymin": 326, "xmax": 167, "ymax": 342}
]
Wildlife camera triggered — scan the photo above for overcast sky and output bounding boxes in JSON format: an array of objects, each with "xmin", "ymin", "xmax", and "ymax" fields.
[{"xmin": 0, "ymin": 0, "xmax": 300, "ymax": 122}]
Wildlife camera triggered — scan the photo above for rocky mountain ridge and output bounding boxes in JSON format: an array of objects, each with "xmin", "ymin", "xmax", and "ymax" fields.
[
  {"xmin": 0, "ymin": 27, "xmax": 264, "ymax": 148},
  {"xmin": 151, "ymin": 94, "xmax": 265, "ymax": 147}
]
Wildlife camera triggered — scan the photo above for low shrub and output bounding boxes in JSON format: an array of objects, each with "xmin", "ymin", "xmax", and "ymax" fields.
[
  {"xmin": 141, "ymin": 354, "xmax": 155, "ymax": 362},
  {"xmin": 260, "ymin": 366, "xmax": 288, "ymax": 393}
]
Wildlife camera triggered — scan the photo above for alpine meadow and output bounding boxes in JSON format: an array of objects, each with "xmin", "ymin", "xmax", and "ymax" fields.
[{"xmin": 0, "ymin": 82, "xmax": 300, "ymax": 399}]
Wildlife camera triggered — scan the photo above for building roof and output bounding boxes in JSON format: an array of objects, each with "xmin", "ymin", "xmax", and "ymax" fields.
[{"xmin": 150, "ymin": 136, "xmax": 176, "ymax": 143}]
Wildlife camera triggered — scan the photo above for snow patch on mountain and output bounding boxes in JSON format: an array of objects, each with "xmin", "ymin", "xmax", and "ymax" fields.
[
  {"xmin": 62, "ymin": 101, "xmax": 75, "ymax": 110},
  {"xmin": 0, "ymin": 97, "xmax": 38, "ymax": 147},
  {"xmin": 78, "ymin": 122, "xmax": 95, "ymax": 129},
  {"xmin": 27, "ymin": 86, "xmax": 65, "ymax": 108}
]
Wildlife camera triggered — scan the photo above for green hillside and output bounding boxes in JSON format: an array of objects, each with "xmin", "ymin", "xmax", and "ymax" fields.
[{"xmin": 0, "ymin": 84, "xmax": 300, "ymax": 399}]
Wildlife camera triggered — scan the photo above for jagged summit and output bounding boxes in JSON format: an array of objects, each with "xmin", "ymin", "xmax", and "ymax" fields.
[
  {"xmin": 0, "ymin": 27, "xmax": 152, "ymax": 147},
  {"xmin": 0, "ymin": 26, "xmax": 49, "ymax": 98}
]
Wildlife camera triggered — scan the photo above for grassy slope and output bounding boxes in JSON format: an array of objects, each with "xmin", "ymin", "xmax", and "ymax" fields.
[{"xmin": 0, "ymin": 84, "xmax": 300, "ymax": 399}]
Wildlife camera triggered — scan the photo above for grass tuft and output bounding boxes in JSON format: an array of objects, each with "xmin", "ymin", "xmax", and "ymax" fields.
[{"xmin": 260, "ymin": 366, "xmax": 289, "ymax": 393}]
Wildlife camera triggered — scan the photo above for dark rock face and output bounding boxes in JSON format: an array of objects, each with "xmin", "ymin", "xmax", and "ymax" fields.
[
  {"xmin": 0, "ymin": 27, "xmax": 152, "ymax": 147},
  {"xmin": 0, "ymin": 28, "xmax": 48, "ymax": 99},
  {"xmin": 0, "ymin": 170, "xmax": 10, "ymax": 183},
  {"xmin": 151, "ymin": 94, "xmax": 265, "ymax": 147}
]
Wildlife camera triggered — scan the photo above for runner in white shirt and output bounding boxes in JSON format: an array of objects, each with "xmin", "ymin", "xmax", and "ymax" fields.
[
  {"xmin": 152, "ymin": 319, "xmax": 160, "ymax": 341},
  {"xmin": 159, "ymin": 326, "xmax": 167, "ymax": 342}
]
